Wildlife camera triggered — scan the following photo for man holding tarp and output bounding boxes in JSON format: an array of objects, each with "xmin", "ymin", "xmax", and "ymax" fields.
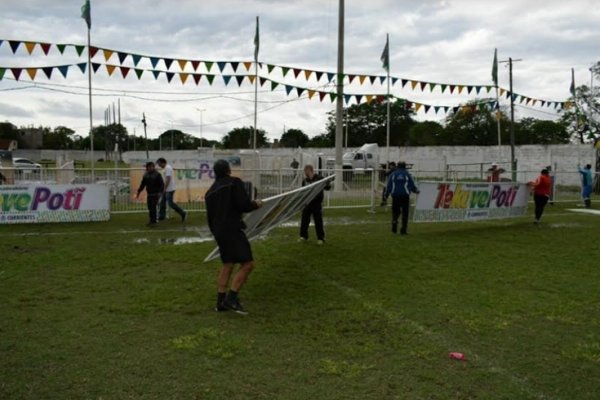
[
  {"xmin": 205, "ymin": 159, "xmax": 263, "ymax": 315},
  {"xmin": 299, "ymin": 165, "xmax": 331, "ymax": 244}
]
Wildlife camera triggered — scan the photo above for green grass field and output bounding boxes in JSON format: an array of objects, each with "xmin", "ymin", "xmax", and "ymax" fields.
[{"xmin": 1, "ymin": 204, "xmax": 599, "ymax": 399}]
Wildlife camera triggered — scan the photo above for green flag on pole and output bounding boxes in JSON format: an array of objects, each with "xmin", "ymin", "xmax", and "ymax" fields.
[
  {"xmin": 81, "ymin": 0, "xmax": 91, "ymax": 29},
  {"xmin": 492, "ymin": 48, "xmax": 498, "ymax": 86},
  {"xmin": 254, "ymin": 16, "xmax": 259, "ymax": 62},
  {"xmin": 380, "ymin": 34, "xmax": 389, "ymax": 72}
]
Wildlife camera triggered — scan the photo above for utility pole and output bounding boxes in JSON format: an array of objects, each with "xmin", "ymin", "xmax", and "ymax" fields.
[
  {"xmin": 196, "ymin": 108, "xmax": 205, "ymax": 148},
  {"xmin": 499, "ymin": 57, "xmax": 522, "ymax": 181},
  {"xmin": 141, "ymin": 113, "xmax": 149, "ymax": 160},
  {"xmin": 334, "ymin": 0, "xmax": 345, "ymax": 192}
]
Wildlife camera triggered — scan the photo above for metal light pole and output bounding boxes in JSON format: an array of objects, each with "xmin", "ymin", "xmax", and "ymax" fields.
[
  {"xmin": 141, "ymin": 113, "xmax": 149, "ymax": 160},
  {"xmin": 499, "ymin": 57, "xmax": 522, "ymax": 181},
  {"xmin": 334, "ymin": 0, "xmax": 345, "ymax": 192},
  {"xmin": 196, "ymin": 108, "xmax": 206, "ymax": 148}
]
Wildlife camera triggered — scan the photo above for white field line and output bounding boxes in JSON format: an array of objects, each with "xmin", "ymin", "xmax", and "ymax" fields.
[{"xmin": 567, "ymin": 208, "xmax": 600, "ymax": 216}]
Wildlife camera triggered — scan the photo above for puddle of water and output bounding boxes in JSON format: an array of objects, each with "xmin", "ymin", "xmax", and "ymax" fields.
[
  {"xmin": 135, "ymin": 237, "xmax": 213, "ymax": 245},
  {"xmin": 549, "ymin": 223, "xmax": 583, "ymax": 228}
]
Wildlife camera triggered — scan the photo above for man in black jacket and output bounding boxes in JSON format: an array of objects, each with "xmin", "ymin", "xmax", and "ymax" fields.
[
  {"xmin": 205, "ymin": 159, "xmax": 262, "ymax": 315},
  {"xmin": 136, "ymin": 162, "xmax": 164, "ymax": 226},
  {"xmin": 299, "ymin": 164, "xmax": 330, "ymax": 244}
]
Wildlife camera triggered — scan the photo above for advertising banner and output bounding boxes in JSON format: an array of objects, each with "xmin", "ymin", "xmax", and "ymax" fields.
[
  {"xmin": 204, "ymin": 175, "xmax": 333, "ymax": 262},
  {"xmin": 414, "ymin": 181, "xmax": 529, "ymax": 222},
  {"xmin": 0, "ymin": 184, "xmax": 110, "ymax": 224}
]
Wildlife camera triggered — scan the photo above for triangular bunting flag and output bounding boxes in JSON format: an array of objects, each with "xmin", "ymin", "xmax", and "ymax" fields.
[
  {"xmin": 457, "ymin": 85, "xmax": 464, "ymax": 94},
  {"xmin": 163, "ymin": 58, "xmax": 174, "ymax": 70},
  {"xmin": 132, "ymin": 54, "xmax": 142, "ymax": 67},
  {"xmin": 369, "ymin": 76, "xmax": 377, "ymax": 85},
  {"xmin": 248, "ymin": 75, "xmax": 256, "ymax": 84},
  {"xmin": 429, "ymin": 83, "xmax": 436, "ymax": 92},
  {"xmin": 191, "ymin": 73, "xmax": 201, "ymax": 85},
  {"xmin": 285, "ymin": 85, "xmax": 293, "ymax": 95},
  {"xmin": 26, "ymin": 68, "xmax": 37, "ymax": 80},
  {"xmin": 449, "ymin": 85, "xmax": 456, "ymax": 94},
  {"xmin": 204, "ymin": 61, "xmax": 214, "ymax": 72},
  {"xmin": 405, "ymin": 101, "xmax": 413, "ymax": 110},
  {"xmin": 103, "ymin": 49, "xmax": 114, "ymax": 61},
  {"xmin": 56, "ymin": 44, "xmax": 66, "ymax": 54},
  {"xmin": 165, "ymin": 72, "xmax": 175, "ymax": 83},
  {"xmin": 419, "ymin": 81, "xmax": 427, "ymax": 91},
  {"xmin": 355, "ymin": 95, "xmax": 363, "ymax": 104},
  {"xmin": 329, "ymin": 93, "xmax": 337, "ymax": 103},
  {"xmin": 415, "ymin": 103, "xmax": 423, "ymax": 112},
  {"xmin": 222, "ymin": 75, "xmax": 232, "ymax": 86},
  {"xmin": 179, "ymin": 73, "xmax": 189, "ymax": 84},
  {"xmin": 40, "ymin": 43, "xmax": 52, "ymax": 55},
  {"xmin": 434, "ymin": 106, "xmax": 441, "ymax": 114},
  {"xmin": 235, "ymin": 75, "xmax": 245, "ymax": 86},
  {"xmin": 217, "ymin": 61, "xmax": 227, "ymax": 73},
  {"xmin": 358, "ymin": 75, "xmax": 366, "ymax": 85},
  {"xmin": 410, "ymin": 81, "xmax": 418, "ymax": 90},
  {"xmin": 466, "ymin": 86, "xmax": 473, "ymax": 95},
  {"xmin": 281, "ymin": 67, "xmax": 290, "ymax": 77},
  {"xmin": 380, "ymin": 76, "xmax": 387, "ymax": 85},
  {"xmin": 92, "ymin": 63, "xmax": 101, "ymax": 73},
  {"xmin": 118, "ymin": 52, "xmax": 129, "ymax": 64},
  {"xmin": 315, "ymin": 71, "xmax": 324, "ymax": 82},
  {"xmin": 0, "ymin": 40, "xmax": 3, "ymax": 50},
  {"xmin": 424, "ymin": 105, "xmax": 431, "ymax": 113},
  {"xmin": 90, "ymin": 46, "xmax": 99, "ymax": 58},
  {"xmin": 77, "ymin": 63, "xmax": 87, "ymax": 74},
  {"xmin": 259, "ymin": 77, "xmax": 267, "ymax": 87},
  {"xmin": 74, "ymin": 45, "xmax": 85, "ymax": 56},
  {"xmin": 486, "ymin": 86, "xmax": 493, "ymax": 93},
  {"xmin": 11, "ymin": 68, "xmax": 23, "ymax": 80},
  {"xmin": 499, "ymin": 88, "xmax": 506, "ymax": 97},
  {"xmin": 42, "ymin": 67, "xmax": 53, "ymax": 79},
  {"xmin": 293, "ymin": 68, "xmax": 301, "ymax": 78},
  {"xmin": 151, "ymin": 70, "xmax": 160, "ymax": 80},
  {"xmin": 525, "ymin": 97, "xmax": 531, "ymax": 105},
  {"xmin": 190, "ymin": 60, "xmax": 200, "ymax": 71},
  {"xmin": 326, "ymin": 72, "xmax": 335, "ymax": 82},
  {"xmin": 304, "ymin": 70, "xmax": 313, "ymax": 80},
  {"xmin": 308, "ymin": 90, "xmax": 316, "ymax": 100},
  {"xmin": 540, "ymin": 101, "xmax": 546, "ymax": 107},
  {"xmin": 440, "ymin": 84, "xmax": 447, "ymax": 93},
  {"xmin": 475, "ymin": 86, "xmax": 482, "ymax": 95},
  {"xmin": 390, "ymin": 77, "xmax": 398, "ymax": 86},
  {"xmin": 344, "ymin": 94, "xmax": 352, "ymax": 105},
  {"xmin": 376, "ymin": 95, "xmax": 385, "ymax": 104},
  {"xmin": 205, "ymin": 74, "xmax": 215, "ymax": 85},
  {"xmin": 270, "ymin": 81, "xmax": 279, "ymax": 91},
  {"xmin": 120, "ymin": 66, "xmax": 130, "ymax": 79},
  {"xmin": 106, "ymin": 65, "xmax": 116, "ymax": 76},
  {"xmin": 57, "ymin": 65, "xmax": 69, "ymax": 78},
  {"xmin": 150, "ymin": 57, "xmax": 159, "ymax": 69},
  {"xmin": 401, "ymin": 79, "xmax": 409, "ymax": 88},
  {"xmin": 243, "ymin": 62, "xmax": 252, "ymax": 71},
  {"xmin": 135, "ymin": 69, "xmax": 144, "ymax": 79},
  {"xmin": 267, "ymin": 64, "xmax": 275, "ymax": 73},
  {"xmin": 519, "ymin": 96, "xmax": 525, "ymax": 104},
  {"xmin": 366, "ymin": 95, "xmax": 374, "ymax": 104},
  {"xmin": 177, "ymin": 59, "xmax": 188, "ymax": 70},
  {"xmin": 230, "ymin": 62, "xmax": 240, "ymax": 73},
  {"xmin": 319, "ymin": 91, "xmax": 327, "ymax": 102},
  {"xmin": 24, "ymin": 42, "xmax": 36, "ymax": 54},
  {"xmin": 347, "ymin": 74, "xmax": 356, "ymax": 84},
  {"xmin": 296, "ymin": 87, "xmax": 305, "ymax": 97},
  {"xmin": 9, "ymin": 40, "xmax": 21, "ymax": 54}
]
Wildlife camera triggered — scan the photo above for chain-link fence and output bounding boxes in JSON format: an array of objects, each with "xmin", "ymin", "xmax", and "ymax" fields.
[{"xmin": 1, "ymin": 166, "xmax": 597, "ymax": 213}]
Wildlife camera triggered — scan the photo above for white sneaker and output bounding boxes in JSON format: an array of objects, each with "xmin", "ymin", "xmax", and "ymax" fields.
[
  {"xmin": 298, "ymin": 237, "xmax": 307, "ymax": 242},
  {"xmin": 317, "ymin": 240, "xmax": 324, "ymax": 245}
]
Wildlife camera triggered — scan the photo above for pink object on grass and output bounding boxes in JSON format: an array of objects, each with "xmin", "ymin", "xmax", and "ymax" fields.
[{"xmin": 449, "ymin": 352, "xmax": 466, "ymax": 360}]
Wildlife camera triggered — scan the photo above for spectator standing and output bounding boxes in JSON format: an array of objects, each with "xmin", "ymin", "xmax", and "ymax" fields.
[
  {"xmin": 578, "ymin": 163, "xmax": 593, "ymax": 208},
  {"xmin": 528, "ymin": 168, "xmax": 552, "ymax": 224},
  {"xmin": 299, "ymin": 164, "xmax": 331, "ymax": 244},
  {"xmin": 384, "ymin": 162, "xmax": 419, "ymax": 235},
  {"xmin": 136, "ymin": 162, "xmax": 164, "ymax": 226},
  {"xmin": 156, "ymin": 158, "xmax": 187, "ymax": 222}
]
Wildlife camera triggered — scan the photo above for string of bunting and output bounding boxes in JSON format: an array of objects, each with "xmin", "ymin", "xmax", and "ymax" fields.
[
  {"xmin": 0, "ymin": 63, "xmax": 87, "ymax": 81},
  {"xmin": 1, "ymin": 38, "xmax": 571, "ymax": 111}
]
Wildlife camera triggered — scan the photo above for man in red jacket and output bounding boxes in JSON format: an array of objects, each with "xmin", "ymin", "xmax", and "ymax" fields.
[{"xmin": 528, "ymin": 168, "xmax": 552, "ymax": 224}]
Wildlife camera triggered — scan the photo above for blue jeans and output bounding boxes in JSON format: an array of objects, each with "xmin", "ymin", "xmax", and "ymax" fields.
[{"xmin": 159, "ymin": 191, "xmax": 185, "ymax": 220}]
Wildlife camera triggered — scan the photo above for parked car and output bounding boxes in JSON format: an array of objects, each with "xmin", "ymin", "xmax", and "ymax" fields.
[{"xmin": 12, "ymin": 157, "xmax": 42, "ymax": 172}]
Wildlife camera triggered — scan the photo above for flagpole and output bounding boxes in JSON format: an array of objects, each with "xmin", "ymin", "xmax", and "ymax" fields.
[
  {"xmin": 495, "ymin": 85, "xmax": 501, "ymax": 159},
  {"xmin": 385, "ymin": 33, "xmax": 390, "ymax": 164},
  {"xmin": 87, "ymin": 26, "xmax": 94, "ymax": 181},
  {"xmin": 253, "ymin": 16, "xmax": 259, "ymax": 150}
]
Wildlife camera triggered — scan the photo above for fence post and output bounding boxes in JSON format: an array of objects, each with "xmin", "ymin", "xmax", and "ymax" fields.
[{"xmin": 368, "ymin": 169, "xmax": 377, "ymax": 213}]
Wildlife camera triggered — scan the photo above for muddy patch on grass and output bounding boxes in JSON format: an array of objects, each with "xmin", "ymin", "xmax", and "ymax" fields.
[{"xmin": 135, "ymin": 236, "xmax": 213, "ymax": 245}]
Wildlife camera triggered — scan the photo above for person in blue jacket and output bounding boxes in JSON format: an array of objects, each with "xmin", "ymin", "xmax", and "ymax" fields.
[
  {"xmin": 384, "ymin": 162, "xmax": 420, "ymax": 235},
  {"xmin": 578, "ymin": 163, "xmax": 593, "ymax": 208}
]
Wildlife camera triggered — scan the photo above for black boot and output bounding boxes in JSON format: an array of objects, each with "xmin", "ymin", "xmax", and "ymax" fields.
[
  {"xmin": 391, "ymin": 221, "xmax": 398, "ymax": 234},
  {"xmin": 585, "ymin": 199, "xmax": 591, "ymax": 208}
]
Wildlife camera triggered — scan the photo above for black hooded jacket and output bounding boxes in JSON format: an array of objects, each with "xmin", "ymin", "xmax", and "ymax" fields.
[{"xmin": 205, "ymin": 176, "xmax": 259, "ymax": 236}]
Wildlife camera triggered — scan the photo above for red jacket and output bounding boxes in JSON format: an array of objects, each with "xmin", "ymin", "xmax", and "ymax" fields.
[{"xmin": 533, "ymin": 174, "xmax": 552, "ymax": 197}]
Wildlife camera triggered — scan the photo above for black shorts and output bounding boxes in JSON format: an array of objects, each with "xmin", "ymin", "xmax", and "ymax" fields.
[{"xmin": 215, "ymin": 230, "xmax": 253, "ymax": 264}]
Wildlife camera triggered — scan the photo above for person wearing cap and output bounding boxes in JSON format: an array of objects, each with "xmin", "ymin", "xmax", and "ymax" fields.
[
  {"xmin": 527, "ymin": 168, "xmax": 552, "ymax": 224},
  {"xmin": 578, "ymin": 163, "xmax": 593, "ymax": 208},
  {"xmin": 487, "ymin": 163, "xmax": 506, "ymax": 182},
  {"xmin": 136, "ymin": 162, "xmax": 164, "ymax": 226},
  {"xmin": 384, "ymin": 161, "xmax": 419, "ymax": 235},
  {"xmin": 156, "ymin": 157, "xmax": 187, "ymax": 222},
  {"xmin": 205, "ymin": 159, "xmax": 263, "ymax": 315}
]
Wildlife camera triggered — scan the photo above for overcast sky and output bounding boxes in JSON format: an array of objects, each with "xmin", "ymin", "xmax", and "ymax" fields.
[{"xmin": 0, "ymin": 0, "xmax": 598, "ymax": 142}]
